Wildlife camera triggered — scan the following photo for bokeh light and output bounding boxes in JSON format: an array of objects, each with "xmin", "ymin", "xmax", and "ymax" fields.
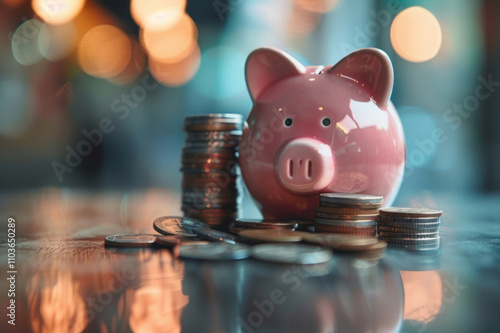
[
  {"xmin": 149, "ymin": 45, "xmax": 201, "ymax": 87},
  {"xmin": 390, "ymin": 6, "xmax": 442, "ymax": 63},
  {"xmin": 3, "ymin": 0, "xmax": 26, "ymax": 7},
  {"xmin": 38, "ymin": 22, "xmax": 77, "ymax": 61},
  {"xmin": 131, "ymin": 0, "xmax": 186, "ymax": 28},
  {"xmin": 32, "ymin": 0, "xmax": 86, "ymax": 25},
  {"xmin": 11, "ymin": 19, "xmax": 44, "ymax": 66},
  {"xmin": 140, "ymin": 12, "xmax": 197, "ymax": 63},
  {"xmin": 110, "ymin": 37, "xmax": 146, "ymax": 85},
  {"xmin": 295, "ymin": 0, "xmax": 341, "ymax": 13},
  {"xmin": 77, "ymin": 25, "xmax": 131, "ymax": 79}
]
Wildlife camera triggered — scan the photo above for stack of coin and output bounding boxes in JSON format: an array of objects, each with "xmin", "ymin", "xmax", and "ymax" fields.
[
  {"xmin": 181, "ymin": 114, "xmax": 243, "ymax": 230},
  {"xmin": 377, "ymin": 207, "xmax": 442, "ymax": 251},
  {"xmin": 228, "ymin": 218, "xmax": 297, "ymax": 234},
  {"xmin": 315, "ymin": 193, "xmax": 383, "ymax": 236}
]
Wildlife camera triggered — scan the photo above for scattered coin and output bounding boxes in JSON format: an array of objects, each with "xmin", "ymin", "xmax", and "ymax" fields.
[
  {"xmin": 239, "ymin": 229, "xmax": 309, "ymax": 243},
  {"xmin": 104, "ymin": 234, "xmax": 157, "ymax": 247},
  {"xmin": 194, "ymin": 227, "xmax": 238, "ymax": 243},
  {"xmin": 178, "ymin": 242, "xmax": 251, "ymax": 260},
  {"xmin": 251, "ymin": 243, "xmax": 333, "ymax": 265},
  {"xmin": 303, "ymin": 234, "xmax": 386, "ymax": 253},
  {"xmin": 153, "ymin": 216, "xmax": 207, "ymax": 237}
]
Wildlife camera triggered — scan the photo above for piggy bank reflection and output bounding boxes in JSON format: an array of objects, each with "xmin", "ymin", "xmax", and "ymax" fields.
[{"xmin": 239, "ymin": 47, "xmax": 405, "ymax": 220}]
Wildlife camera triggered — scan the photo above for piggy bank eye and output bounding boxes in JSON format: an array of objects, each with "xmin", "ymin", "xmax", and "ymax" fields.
[
  {"xmin": 322, "ymin": 118, "xmax": 331, "ymax": 127},
  {"xmin": 284, "ymin": 118, "xmax": 293, "ymax": 127}
]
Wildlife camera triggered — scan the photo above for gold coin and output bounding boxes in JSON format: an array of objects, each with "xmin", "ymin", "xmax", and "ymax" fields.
[{"xmin": 239, "ymin": 229, "xmax": 310, "ymax": 243}]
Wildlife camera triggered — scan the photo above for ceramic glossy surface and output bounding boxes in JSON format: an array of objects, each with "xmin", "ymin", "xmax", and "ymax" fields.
[{"xmin": 239, "ymin": 47, "xmax": 406, "ymax": 220}]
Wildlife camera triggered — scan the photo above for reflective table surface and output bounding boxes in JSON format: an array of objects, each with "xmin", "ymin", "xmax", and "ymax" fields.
[{"xmin": 0, "ymin": 189, "xmax": 499, "ymax": 333}]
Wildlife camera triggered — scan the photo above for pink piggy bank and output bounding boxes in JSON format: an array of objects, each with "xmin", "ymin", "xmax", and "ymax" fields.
[{"xmin": 239, "ymin": 47, "xmax": 405, "ymax": 221}]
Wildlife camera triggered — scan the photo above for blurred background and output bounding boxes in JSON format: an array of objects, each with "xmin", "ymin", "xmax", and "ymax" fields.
[{"xmin": 0, "ymin": 0, "xmax": 499, "ymax": 206}]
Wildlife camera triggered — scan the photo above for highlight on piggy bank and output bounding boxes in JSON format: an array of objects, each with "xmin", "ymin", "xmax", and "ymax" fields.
[{"xmin": 239, "ymin": 47, "xmax": 406, "ymax": 221}]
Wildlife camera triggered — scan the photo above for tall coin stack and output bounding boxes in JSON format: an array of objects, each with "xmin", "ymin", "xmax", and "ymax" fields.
[
  {"xmin": 377, "ymin": 207, "xmax": 442, "ymax": 251},
  {"xmin": 315, "ymin": 193, "xmax": 382, "ymax": 236},
  {"xmin": 181, "ymin": 114, "xmax": 243, "ymax": 231}
]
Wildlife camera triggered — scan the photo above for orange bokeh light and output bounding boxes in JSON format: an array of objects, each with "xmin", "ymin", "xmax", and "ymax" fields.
[
  {"xmin": 140, "ymin": 11, "xmax": 197, "ymax": 63},
  {"xmin": 110, "ymin": 37, "xmax": 146, "ymax": 85},
  {"xmin": 401, "ymin": 270, "xmax": 443, "ymax": 323},
  {"xmin": 131, "ymin": 0, "xmax": 186, "ymax": 28},
  {"xmin": 77, "ymin": 25, "xmax": 131, "ymax": 79},
  {"xmin": 149, "ymin": 44, "xmax": 201, "ymax": 87},
  {"xmin": 32, "ymin": 0, "xmax": 86, "ymax": 25},
  {"xmin": 390, "ymin": 6, "xmax": 442, "ymax": 63},
  {"xmin": 296, "ymin": 0, "xmax": 340, "ymax": 13}
]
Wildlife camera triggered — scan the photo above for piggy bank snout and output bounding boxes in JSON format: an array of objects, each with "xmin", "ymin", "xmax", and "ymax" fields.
[{"xmin": 275, "ymin": 138, "xmax": 335, "ymax": 194}]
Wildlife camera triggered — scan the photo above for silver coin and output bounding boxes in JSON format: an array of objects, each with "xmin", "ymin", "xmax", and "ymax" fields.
[
  {"xmin": 379, "ymin": 207, "xmax": 443, "ymax": 217},
  {"xmin": 378, "ymin": 216, "xmax": 441, "ymax": 223},
  {"xmin": 105, "ymin": 234, "xmax": 156, "ymax": 247},
  {"xmin": 194, "ymin": 227, "xmax": 238, "ymax": 243},
  {"xmin": 251, "ymin": 244, "xmax": 333, "ymax": 265},
  {"xmin": 315, "ymin": 211, "xmax": 379, "ymax": 220},
  {"xmin": 377, "ymin": 225, "xmax": 441, "ymax": 233},
  {"xmin": 315, "ymin": 218, "xmax": 376, "ymax": 227},
  {"xmin": 153, "ymin": 216, "xmax": 208, "ymax": 237},
  {"xmin": 378, "ymin": 236, "xmax": 440, "ymax": 245},
  {"xmin": 377, "ymin": 231, "xmax": 439, "ymax": 238},
  {"xmin": 376, "ymin": 221, "xmax": 441, "ymax": 229},
  {"xmin": 179, "ymin": 242, "xmax": 251, "ymax": 260},
  {"xmin": 319, "ymin": 193, "xmax": 383, "ymax": 205}
]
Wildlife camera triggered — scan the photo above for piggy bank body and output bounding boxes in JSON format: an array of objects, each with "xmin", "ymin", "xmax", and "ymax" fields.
[{"xmin": 239, "ymin": 47, "xmax": 405, "ymax": 221}]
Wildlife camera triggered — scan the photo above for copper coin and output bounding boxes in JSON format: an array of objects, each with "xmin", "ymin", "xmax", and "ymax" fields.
[
  {"xmin": 104, "ymin": 234, "xmax": 157, "ymax": 247},
  {"xmin": 185, "ymin": 130, "xmax": 242, "ymax": 141},
  {"xmin": 379, "ymin": 207, "xmax": 443, "ymax": 218},
  {"xmin": 319, "ymin": 193, "xmax": 384, "ymax": 205},
  {"xmin": 315, "ymin": 218, "xmax": 376, "ymax": 227},
  {"xmin": 315, "ymin": 211, "xmax": 379, "ymax": 221},
  {"xmin": 153, "ymin": 216, "xmax": 206, "ymax": 237},
  {"xmin": 303, "ymin": 234, "xmax": 386, "ymax": 253},
  {"xmin": 316, "ymin": 205, "xmax": 380, "ymax": 215},
  {"xmin": 238, "ymin": 229, "xmax": 310, "ymax": 243},
  {"xmin": 315, "ymin": 224, "xmax": 376, "ymax": 236}
]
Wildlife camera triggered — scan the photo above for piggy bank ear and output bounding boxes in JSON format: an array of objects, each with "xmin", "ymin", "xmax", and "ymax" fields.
[
  {"xmin": 328, "ymin": 48, "xmax": 394, "ymax": 108},
  {"xmin": 245, "ymin": 47, "xmax": 306, "ymax": 101}
]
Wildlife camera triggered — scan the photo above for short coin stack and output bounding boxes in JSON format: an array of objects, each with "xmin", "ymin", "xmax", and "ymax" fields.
[
  {"xmin": 377, "ymin": 207, "xmax": 442, "ymax": 251},
  {"xmin": 315, "ymin": 193, "xmax": 382, "ymax": 236},
  {"xmin": 181, "ymin": 114, "xmax": 243, "ymax": 230}
]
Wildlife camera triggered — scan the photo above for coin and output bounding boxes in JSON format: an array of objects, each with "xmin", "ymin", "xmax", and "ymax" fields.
[
  {"xmin": 316, "ymin": 205, "xmax": 380, "ymax": 215},
  {"xmin": 379, "ymin": 207, "xmax": 443, "ymax": 218},
  {"xmin": 155, "ymin": 235, "xmax": 210, "ymax": 248},
  {"xmin": 315, "ymin": 224, "xmax": 376, "ymax": 236},
  {"xmin": 377, "ymin": 215, "xmax": 441, "ymax": 223},
  {"xmin": 251, "ymin": 244, "xmax": 333, "ymax": 265},
  {"xmin": 185, "ymin": 130, "xmax": 242, "ymax": 142},
  {"xmin": 378, "ymin": 236, "xmax": 440, "ymax": 244},
  {"xmin": 178, "ymin": 242, "xmax": 251, "ymax": 260},
  {"xmin": 376, "ymin": 221, "xmax": 441, "ymax": 229},
  {"xmin": 315, "ymin": 211, "xmax": 379, "ymax": 221},
  {"xmin": 194, "ymin": 227, "xmax": 238, "ymax": 243},
  {"xmin": 105, "ymin": 234, "xmax": 157, "ymax": 247},
  {"xmin": 315, "ymin": 218, "xmax": 376, "ymax": 227},
  {"xmin": 183, "ymin": 114, "xmax": 243, "ymax": 132},
  {"xmin": 377, "ymin": 225, "xmax": 441, "ymax": 233},
  {"xmin": 153, "ymin": 216, "xmax": 207, "ymax": 237},
  {"xmin": 303, "ymin": 234, "xmax": 386, "ymax": 253},
  {"xmin": 319, "ymin": 193, "xmax": 383, "ymax": 205},
  {"xmin": 377, "ymin": 231, "xmax": 439, "ymax": 238},
  {"xmin": 234, "ymin": 219, "xmax": 297, "ymax": 230},
  {"xmin": 238, "ymin": 229, "xmax": 309, "ymax": 243}
]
